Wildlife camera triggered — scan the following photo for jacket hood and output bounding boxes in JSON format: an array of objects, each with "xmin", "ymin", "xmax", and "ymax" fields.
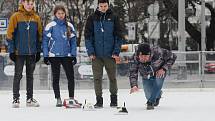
[{"xmin": 18, "ymin": 4, "xmax": 36, "ymax": 16}]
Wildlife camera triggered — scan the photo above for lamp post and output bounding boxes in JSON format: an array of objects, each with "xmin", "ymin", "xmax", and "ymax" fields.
[
  {"xmin": 177, "ymin": 0, "xmax": 187, "ymax": 80},
  {"xmin": 200, "ymin": 0, "xmax": 206, "ymax": 87}
]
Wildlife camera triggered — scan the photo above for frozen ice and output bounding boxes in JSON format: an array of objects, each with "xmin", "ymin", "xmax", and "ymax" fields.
[{"xmin": 0, "ymin": 89, "xmax": 214, "ymax": 121}]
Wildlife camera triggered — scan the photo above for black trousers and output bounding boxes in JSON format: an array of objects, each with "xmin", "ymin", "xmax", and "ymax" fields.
[
  {"xmin": 13, "ymin": 55, "xmax": 36, "ymax": 100},
  {"xmin": 49, "ymin": 57, "xmax": 75, "ymax": 99}
]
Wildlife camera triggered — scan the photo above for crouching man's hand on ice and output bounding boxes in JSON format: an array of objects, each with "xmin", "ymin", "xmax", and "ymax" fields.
[{"xmin": 130, "ymin": 86, "xmax": 139, "ymax": 94}]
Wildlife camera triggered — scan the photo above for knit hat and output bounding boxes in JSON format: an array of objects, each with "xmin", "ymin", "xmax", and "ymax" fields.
[{"xmin": 137, "ymin": 43, "xmax": 151, "ymax": 55}]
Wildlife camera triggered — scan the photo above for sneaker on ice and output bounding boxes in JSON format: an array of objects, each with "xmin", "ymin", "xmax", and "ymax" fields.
[
  {"xmin": 56, "ymin": 98, "xmax": 62, "ymax": 107},
  {"xmin": 154, "ymin": 98, "xmax": 161, "ymax": 107},
  {"xmin": 26, "ymin": 98, "xmax": 40, "ymax": 107},
  {"xmin": 12, "ymin": 98, "xmax": 20, "ymax": 108},
  {"xmin": 146, "ymin": 101, "xmax": 154, "ymax": 110},
  {"xmin": 154, "ymin": 91, "xmax": 163, "ymax": 107},
  {"xmin": 73, "ymin": 98, "xmax": 82, "ymax": 106},
  {"xmin": 63, "ymin": 99, "xmax": 81, "ymax": 108}
]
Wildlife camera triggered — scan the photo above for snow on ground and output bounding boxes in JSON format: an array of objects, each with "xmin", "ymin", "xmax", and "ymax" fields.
[{"xmin": 0, "ymin": 89, "xmax": 215, "ymax": 121}]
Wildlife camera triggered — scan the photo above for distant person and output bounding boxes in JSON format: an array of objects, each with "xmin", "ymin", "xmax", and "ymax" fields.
[
  {"xmin": 7, "ymin": 0, "xmax": 42, "ymax": 108},
  {"xmin": 129, "ymin": 43, "xmax": 177, "ymax": 110},
  {"xmin": 42, "ymin": 4, "xmax": 81, "ymax": 107},
  {"xmin": 85, "ymin": 0, "xmax": 125, "ymax": 108}
]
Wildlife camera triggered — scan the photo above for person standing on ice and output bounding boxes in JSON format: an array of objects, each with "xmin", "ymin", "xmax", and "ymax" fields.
[
  {"xmin": 7, "ymin": 0, "xmax": 42, "ymax": 108},
  {"xmin": 42, "ymin": 4, "xmax": 80, "ymax": 107},
  {"xmin": 84, "ymin": 0, "xmax": 125, "ymax": 108},
  {"xmin": 129, "ymin": 43, "xmax": 177, "ymax": 110}
]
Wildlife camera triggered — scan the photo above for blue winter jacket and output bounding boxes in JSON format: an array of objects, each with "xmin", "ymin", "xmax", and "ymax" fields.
[
  {"xmin": 42, "ymin": 18, "xmax": 77, "ymax": 57},
  {"xmin": 6, "ymin": 5, "xmax": 42, "ymax": 55},
  {"xmin": 84, "ymin": 9, "xmax": 124, "ymax": 57}
]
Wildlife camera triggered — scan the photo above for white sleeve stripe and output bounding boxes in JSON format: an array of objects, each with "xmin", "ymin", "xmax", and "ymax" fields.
[
  {"xmin": 67, "ymin": 22, "xmax": 75, "ymax": 31},
  {"xmin": 46, "ymin": 33, "xmax": 51, "ymax": 38},
  {"xmin": 70, "ymin": 33, "xmax": 75, "ymax": 38},
  {"xmin": 45, "ymin": 21, "xmax": 57, "ymax": 31}
]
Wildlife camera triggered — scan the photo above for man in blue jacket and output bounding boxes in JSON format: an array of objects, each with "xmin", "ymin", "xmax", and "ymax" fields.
[{"xmin": 85, "ymin": 0, "xmax": 124, "ymax": 108}]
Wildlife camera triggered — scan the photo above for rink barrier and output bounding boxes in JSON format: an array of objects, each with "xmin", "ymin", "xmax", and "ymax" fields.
[{"xmin": 0, "ymin": 51, "xmax": 215, "ymax": 89}]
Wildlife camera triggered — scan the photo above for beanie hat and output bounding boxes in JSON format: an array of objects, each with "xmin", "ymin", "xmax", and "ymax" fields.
[{"xmin": 137, "ymin": 43, "xmax": 151, "ymax": 55}]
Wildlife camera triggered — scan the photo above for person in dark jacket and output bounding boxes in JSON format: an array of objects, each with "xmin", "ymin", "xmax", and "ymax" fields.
[
  {"xmin": 129, "ymin": 43, "xmax": 177, "ymax": 110},
  {"xmin": 42, "ymin": 5, "xmax": 80, "ymax": 107},
  {"xmin": 7, "ymin": 0, "xmax": 42, "ymax": 108},
  {"xmin": 85, "ymin": 0, "xmax": 125, "ymax": 108}
]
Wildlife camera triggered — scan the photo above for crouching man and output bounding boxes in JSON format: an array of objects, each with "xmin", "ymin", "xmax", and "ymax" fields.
[{"xmin": 129, "ymin": 43, "xmax": 177, "ymax": 110}]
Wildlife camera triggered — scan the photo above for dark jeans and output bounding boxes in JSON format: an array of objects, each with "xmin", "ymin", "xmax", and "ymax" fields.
[
  {"xmin": 142, "ymin": 76, "xmax": 165, "ymax": 103},
  {"xmin": 49, "ymin": 57, "xmax": 75, "ymax": 99},
  {"xmin": 92, "ymin": 57, "xmax": 118, "ymax": 97},
  {"xmin": 13, "ymin": 55, "xmax": 36, "ymax": 100}
]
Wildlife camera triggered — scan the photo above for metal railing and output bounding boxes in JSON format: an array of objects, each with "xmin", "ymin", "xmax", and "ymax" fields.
[{"xmin": 0, "ymin": 51, "xmax": 215, "ymax": 90}]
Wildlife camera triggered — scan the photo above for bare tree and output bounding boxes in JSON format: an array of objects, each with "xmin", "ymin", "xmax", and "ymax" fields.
[
  {"xmin": 69, "ymin": 0, "xmax": 94, "ymax": 47},
  {"xmin": 161, "ymin": 0, "xmax": 215, "ymax": 50},
  {"xmin": 0, "ymin": 0, "xmax": 18, "ymax": 17}
]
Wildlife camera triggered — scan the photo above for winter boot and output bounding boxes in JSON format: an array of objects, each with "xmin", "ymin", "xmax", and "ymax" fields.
[
  {"xmin": 94, "ymin": 96, "xmax": 103, "ymax": 108},
  {"xmin": 110, "ymin": 94, "xmax": 117, "ymax": 107},
  {"xmin": 12, "ymin": 98, "xmax": 20, "ymax": 108},
  {"xmin": 146, "ymin": 101, "xmax": 154, "ymax": 110},
  {"xmin": 56, "ymin": 98, "xmax": 62, "ymax": 107}
]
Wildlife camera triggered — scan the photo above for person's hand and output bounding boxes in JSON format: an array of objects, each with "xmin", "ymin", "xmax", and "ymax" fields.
[
  {"xmin": 44, "ymin": 57, "xmax": 50, "ymax": 65},
  {"xmin": 112, "ymin": 55, "xmax": 120, "ymax": 63},
  {"xmin": 89, "ymin": 55, "xmax": 96, "ymax": 61},
  {"xmin": 130, "ymin": 86, "xmax": 139, "ymax": 94},
  {"xmin": 9, "ymin": 53, "xmax": 16, "ymax": 62},
  {"xmin": 71, "ymin": 57, "xmax": 77, "ymax": 65},
  {"xmin": 156, "ymin": 68, "xmax": 166, "ymax": 78},
  {"xmin": 35, "ymin": 52, "xmax": 41, "ymax": 63}
]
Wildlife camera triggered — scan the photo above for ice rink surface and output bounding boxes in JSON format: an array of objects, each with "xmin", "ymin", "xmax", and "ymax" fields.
[{"xmin": 0, "ymin": 89, "xmax": 215, "ymax": 121}]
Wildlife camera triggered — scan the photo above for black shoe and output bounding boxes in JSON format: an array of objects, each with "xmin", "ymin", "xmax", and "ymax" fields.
[
  {"xmin": 154, "ymin": 91, "xmax": 163, "ymax": 107},
  {"xmin": 146, "ymin": 101, "xmax": 154, "ymax": 110},
  {"xmin": 110, "ymin": 94, "xmax": 117, "ymax": 107},
  {"xmin": 12, "ymin": 98, "xmax": 20, "ymax": 108},
  {"xmin": 94, "ymin": 96, "xmax": 103, "ymax": 108},
  {"xmin": 110, "ymin": 103, "xmax": 117, "ymax": 107},
  {"xmin": 94, "ymin": 103, "xmax": 103, "ymax": 108},
  {"xmin": 154, "ymin": 98, "xmax": 160, "ymax": 107}
]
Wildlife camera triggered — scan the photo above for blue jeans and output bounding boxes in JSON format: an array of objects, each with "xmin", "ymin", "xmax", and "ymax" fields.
[{"xmin": 142, "ymin": 76, "xmax": 165, "ymax": 103}]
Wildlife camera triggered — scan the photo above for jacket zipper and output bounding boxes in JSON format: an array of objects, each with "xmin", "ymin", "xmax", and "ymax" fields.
[{"xmin": 28, "ymin": 29, "xmax": 31, "ymax": 54}]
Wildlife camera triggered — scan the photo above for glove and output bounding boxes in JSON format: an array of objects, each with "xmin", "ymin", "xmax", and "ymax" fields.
[
  {"xmin": 44, "ymin": 57, "xmax": 50, "ymax": 65},
  {"xmin": 35, "ymin": 52, "xmax": 41, "ymax": 63},
  {"xmin": 9, "ymin": 53, "xmax": 16, "ymax": 62},
  {"xmin": 71, "ymin": 57, "xmax": 77, "ymax": 65}
]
